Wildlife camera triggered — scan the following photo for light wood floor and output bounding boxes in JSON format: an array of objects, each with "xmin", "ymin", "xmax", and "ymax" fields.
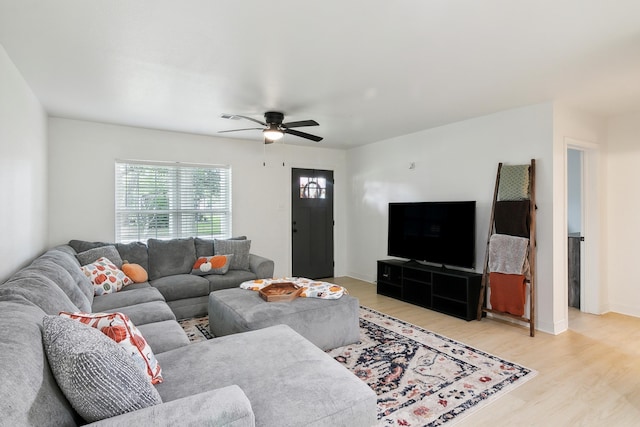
[{"xmin": 329, "ymin": 277, "xmax": 640, "ymax": 427}]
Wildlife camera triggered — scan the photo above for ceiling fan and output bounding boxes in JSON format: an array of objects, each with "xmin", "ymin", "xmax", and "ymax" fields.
[{"xmin": 219, "ymin": 111, "xmax": 323, "ymax": 144}]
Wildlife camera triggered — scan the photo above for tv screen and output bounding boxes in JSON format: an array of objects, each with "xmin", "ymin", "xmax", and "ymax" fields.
[{"xmin": 387, "ymin": 201, "xmax": 476, "ymax": 269}]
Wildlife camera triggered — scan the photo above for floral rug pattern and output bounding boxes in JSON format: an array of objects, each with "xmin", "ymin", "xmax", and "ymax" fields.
[
  {"xmin": 327, "ymin": 307, "xmax": 537, "ymax": 426},
  {"xmin": 179, "ymin": 307, "xmax": 536, "ymax": 426},
  {"xmin": 177, "ymin": 316, "xmax": 213, "ymax": 342}
]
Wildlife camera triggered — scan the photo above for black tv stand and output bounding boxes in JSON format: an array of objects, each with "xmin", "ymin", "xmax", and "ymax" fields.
[{"xmin": 377, "ymin": 259, "xmax": 482, "ymax": 321}]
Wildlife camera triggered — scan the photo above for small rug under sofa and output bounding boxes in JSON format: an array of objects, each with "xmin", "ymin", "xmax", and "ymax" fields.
[{"xmin": 179, "ymin": 306, "xmax": 536, "ymax": 427}]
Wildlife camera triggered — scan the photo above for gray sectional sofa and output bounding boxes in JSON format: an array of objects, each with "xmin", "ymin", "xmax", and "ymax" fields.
[
  {"xmin": 0, "ymin": 239, "xmax": 377, "ymax": 426},
  {"xmin": 68, "ymin": 236, "xmax": 275, "ymax": 319}
]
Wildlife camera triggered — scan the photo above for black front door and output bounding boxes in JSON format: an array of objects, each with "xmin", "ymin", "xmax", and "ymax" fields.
[{"xmin": 291, "ymin": 168, "xmax": 334, "ymax": 279}]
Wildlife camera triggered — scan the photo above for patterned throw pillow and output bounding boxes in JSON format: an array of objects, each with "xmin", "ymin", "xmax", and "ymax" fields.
[
  {"xmin": 76, "ymin": 245, "xmax": 124, "ymax": 268},
  {"xmin": 81, "ymin": 257, "xmax": 133, "ymax": 295},
  {"xmin": 191, "ymin": 255, "xmax": 233, "ymax": 276},
  {"xmin": 498, "ymin": 164, "xmax": 530, "ymax": 201},
  {"xmin": 60, "ymin": 312, "xmax": 163, "ymax": 384},
  {"xmin": 42, "ymin": 315, "xmax": 162, "ymax": 423}
]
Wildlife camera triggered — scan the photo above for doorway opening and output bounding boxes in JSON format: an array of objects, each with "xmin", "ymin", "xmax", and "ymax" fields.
[
  {"xmin": 565, "ymin": 138, "xmax": 601, "ymax": 319},
  {"xmin": 567, "ymin": 148, "xmax": 583, "ymax": 310}
]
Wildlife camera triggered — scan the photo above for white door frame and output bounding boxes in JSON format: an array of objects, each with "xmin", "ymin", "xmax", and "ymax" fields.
[{"xmin": 564, "ymin": 137, "xmax": 602, "ymax": 315}]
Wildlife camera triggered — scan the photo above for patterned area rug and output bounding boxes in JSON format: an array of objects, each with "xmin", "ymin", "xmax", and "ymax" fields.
[
  {"xmin": 177, "ymin": 316, "xmax": 213, "ymax": 342},
  {"xmin": 178, "ymin": 307, "xmax": 536, "ymax": 426}
]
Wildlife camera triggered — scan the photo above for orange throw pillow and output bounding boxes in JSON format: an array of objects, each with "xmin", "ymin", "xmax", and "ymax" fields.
[{"xmin": 121, "ymin": 263, "xmax": 148, "ymax": 283}]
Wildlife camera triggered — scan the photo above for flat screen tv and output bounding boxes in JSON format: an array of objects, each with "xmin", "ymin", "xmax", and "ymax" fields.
[{"xmin": 387, "ymin": 201, "xmax": 476, "ymax": 269}]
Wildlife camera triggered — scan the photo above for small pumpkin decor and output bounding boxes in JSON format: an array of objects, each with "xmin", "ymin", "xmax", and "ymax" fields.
[
  {"xmin": 59, "ymin": 312, "xmax": 162, "ymax": 384},
  {"xmin": 121, "ymin": 261, "xmax": 148, "ymax": 283}
]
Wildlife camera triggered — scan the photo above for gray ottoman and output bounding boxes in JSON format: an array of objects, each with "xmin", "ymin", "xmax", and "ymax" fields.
[{"xmin": 208, "ymin": 288, "xmax": 361, "ymax": 350}]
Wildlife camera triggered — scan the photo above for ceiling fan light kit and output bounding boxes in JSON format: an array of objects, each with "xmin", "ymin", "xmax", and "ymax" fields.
[
  {"xmin": 263, "ymin": 124, "xmax": 284, "ymax": 141},
  {"xmin": 220, "ymin": 111, "xmax": 323, "ymax": 143}
]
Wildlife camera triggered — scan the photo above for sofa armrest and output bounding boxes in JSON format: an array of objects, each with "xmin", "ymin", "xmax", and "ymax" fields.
[
  {"xmin": 249, "ymin": 254, "xmax": 274, "ymax": 279},
  {"xmin": 86, "ymin": 385, "xmax": 255, "ymax": 427}
]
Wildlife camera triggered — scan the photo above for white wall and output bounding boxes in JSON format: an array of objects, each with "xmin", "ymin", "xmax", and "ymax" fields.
[
  {"xmin": 47, "ymin": 118, "xmax": 346, "ymax": 278},
  {"xmin": 606, "ymin": 111, "xmax": 640, "ymax": 317},
  {"xmin": 0, "ymin": 44, "xmax": 48, "ymax": 282},
  {"xmin": 345, "ymin": 103, "xmax": 558, "ymax": 333}
]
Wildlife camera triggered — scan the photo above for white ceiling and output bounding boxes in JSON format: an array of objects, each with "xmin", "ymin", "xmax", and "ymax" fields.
[{"xmin": 1, "ymin": 1, "xmax": 640, "ymax": 149}]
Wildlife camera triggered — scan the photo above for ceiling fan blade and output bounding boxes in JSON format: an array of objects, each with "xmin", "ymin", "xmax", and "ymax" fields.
[
  {"xmin": 282, "ymin": 119, "xmax": 319, "ymax": 128},
  {"xmin": 218, "ymin": 127, "xmax": 262, "ymax": 133},
  {"xmin": 284, "ymin": 128, "xmax": 323, "ymax": 142},
  {"xmin": 220, "ymin": 114, "xmax": 266, "ymax": 126}
]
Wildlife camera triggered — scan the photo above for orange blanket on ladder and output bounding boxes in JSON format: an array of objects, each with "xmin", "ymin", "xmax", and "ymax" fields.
[{"xmin": 489, "ymin": 272, "xmax": 526, "ymax": 316}]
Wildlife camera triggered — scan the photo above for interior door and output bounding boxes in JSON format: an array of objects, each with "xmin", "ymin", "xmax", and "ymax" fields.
[{"xmin": 291, "ymin": 168, "xmax": 334, "ymax": 279}]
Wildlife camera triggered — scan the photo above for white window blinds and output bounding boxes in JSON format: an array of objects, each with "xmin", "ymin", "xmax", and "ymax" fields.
[{"xmin": 115, "ymin": 161, "xmax": 231, "ymax": 242}]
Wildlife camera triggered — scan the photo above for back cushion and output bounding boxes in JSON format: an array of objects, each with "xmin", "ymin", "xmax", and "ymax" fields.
[
  {"xmin": 147, "ymin": 238, "xmax": 196, "ymax": 281},
  {"xmin": 76, "ymin": 245, "xmax": 123, "ymax": 269},
  {"xmin": 0, "ymin": 269, "xmax": 79, "ymax": 315},
  {"xmin": 116, "ymin": 242, "xmax": 149, "ymax": 272},
  {"xmin": 195, "ymin": 236, "xmax": 247, "ymax": 258},
  {"xmin": 194, "ymin": 238, "xmax": 215, "ymax": 258},
  {"xmin": 38, "ymin": 249, "xmax": 94, "ymax": 306},
  {"xmin": 68, "ymin": 240, "xmax": 150, "ymax": 274},
  {"xmin": 28, "ymin": 261, "xmax": 91, "ymax": 312},
  {"xmin": 68, "ymin": 239, "xmax": 109, "ymax": 253},
  {"xmin": 0, "ymin": 299, "xmax": 79, "ymax": 426}
]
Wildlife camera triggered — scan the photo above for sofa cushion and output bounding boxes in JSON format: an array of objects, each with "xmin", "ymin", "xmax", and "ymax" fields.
[
  {"xmin": 68, "ymin": 239, "xmax": 110, "ymax": 253},
  {"xmin": 42, "ymin": 315, "xmax": 162, "ymax": 423},
  {"xmin": 194, "ymin": 236, "xmax": 247, "ymax": 258},
  {"xmin": 206, "ymin": 269, "xmax": 258, "ymax": 292},
  {"xmin": 148, "ymin": 238, "xmax": 197, "ymax": 280},
  {"xmin": 0, "ymin": 299, "xmax": 79, "ymax": 427},
  {"xmin": 60, "ymin": 312, "xmax": 163, "ymax": 384},
  {"xmin": 214, "ymin": 239, "xmax": 251, "ymax": 271},
  {"xmin": 77, "ymin": 245, "xmax": 124, "ymax": 268},
  {"xmin": 52, "ymin": 243, "xmax": 79, "ymax": 257},
  {"xmin": 116, "ymin": 241, "xmax": 150, "ymax": 272},
  {"xmin": 194, "ymin": 237, "xmax": 215, "ymax": 258},
  {"xmin": 81, "ymin": 257, "xmax": 134, "ymax": 295},
  {"xmin": 29, "ymin": 259, "xmax": 92, "ymax": 312},
  {"xmin": 69, "ymin": 240, "xmax": 150, "ymax": 271},
  {"xmin": 191, "ymin": 255, "xmax": 233, "ymax": 276},
  {"xmin": 0, "ymin": 269, "xmax": 79, "ymax": 315},
  {"xmin": 150, "ymin": 274, "xmax": 210, "ymax": 301},
  {"xmin": 38, "ymin": 248, "xmax": 94, "ymax": 306},
  {"xmin": 137, "ymin": 320, "xmax": 191, "ymax": 354},
  {"xmin": 103, "ymin": 300, "xmax": 176, "ymax": 326},
  {"xmin": 91, "ymin": 286, "xmax": 165, "ymax": 312},
  {"xmin": 167, "ymin": 297, "xmax": 209, "ymax": 320},
  {"xmin": 154, "ymin": 325, "xmax": 377, "ymax": 427}
]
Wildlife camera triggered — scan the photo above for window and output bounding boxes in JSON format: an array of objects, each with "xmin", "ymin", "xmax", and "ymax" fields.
[
  {"xmin": 115, "ymin": 161, "xmax": 231, "ymax": 242},
  {"xmin": 298, "ymin": 176, "xmax": 326, "ymax": 199}
]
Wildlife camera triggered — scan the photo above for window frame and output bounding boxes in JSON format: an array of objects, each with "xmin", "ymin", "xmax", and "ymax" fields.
[{"xmin": 115, "ymin": 160, "xmax": 232, "ymax": 243}]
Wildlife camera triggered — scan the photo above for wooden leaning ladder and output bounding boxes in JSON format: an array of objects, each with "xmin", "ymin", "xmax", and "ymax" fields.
[{"xmin": 476, "ymin": 159, "xmax": 536, "ymax": 337}]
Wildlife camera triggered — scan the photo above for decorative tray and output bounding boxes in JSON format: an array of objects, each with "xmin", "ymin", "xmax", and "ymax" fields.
[{"xmin": 258, "ymin": 282, "xmax": 303, "ymax": 302}]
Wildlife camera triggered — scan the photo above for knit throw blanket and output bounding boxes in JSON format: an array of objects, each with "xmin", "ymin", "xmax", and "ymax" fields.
[
  {"xmin": 240, "ymin": 277, "xmax": 346, "ymax": 299},
  {"xmin": 488, "ymin": 233, "xmax": 529, "ymax": 275}
]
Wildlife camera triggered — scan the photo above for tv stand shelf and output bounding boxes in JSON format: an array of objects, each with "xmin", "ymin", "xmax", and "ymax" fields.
[{"xmin": 377, "ymin": 259, "xmax": 482, "ymax": 321}]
